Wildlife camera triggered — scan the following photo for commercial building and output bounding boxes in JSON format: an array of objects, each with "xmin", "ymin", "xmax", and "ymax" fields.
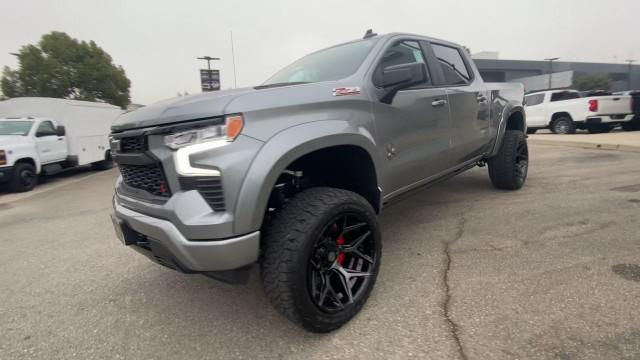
[{"xmin": 473, "ymin": 55, "xmax": 640, "ymax": 92}]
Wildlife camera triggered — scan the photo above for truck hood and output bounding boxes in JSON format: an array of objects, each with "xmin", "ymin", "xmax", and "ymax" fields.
[
  {"xmin": 0, "ymin": 135, "xmax": 32, "ymax": 148},
  {"xmin": 111, "ymin": 81, "xmax": 351, "ymax": 132}
]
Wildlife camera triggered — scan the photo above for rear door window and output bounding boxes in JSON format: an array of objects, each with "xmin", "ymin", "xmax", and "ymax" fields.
[
  {"xmin": 525, "ymin": 94, "xmax": 545, "ymax": 106},
  {"xmin": 431, "ymin": 43, "xmax": 472, "ymax": 85}
]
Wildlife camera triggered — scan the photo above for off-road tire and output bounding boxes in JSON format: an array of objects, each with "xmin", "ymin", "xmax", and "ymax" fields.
[
  {"xmin": 261, "ymin": 187, "xmax": 382, "ymax": 333},
  {"xmin": 8, "ymin": 162, "xmax": 38, "ymax": 192},
  {"xmin": 551, "ymin": 116, "xmax": 576, "ymax": 134},
  {"xmin": 488, "ymin": 130, "xmax": 528, "ymax": 190},
  {"xmin": 91, "ymin": 152, "xmax": 114, "ymax": 170}
]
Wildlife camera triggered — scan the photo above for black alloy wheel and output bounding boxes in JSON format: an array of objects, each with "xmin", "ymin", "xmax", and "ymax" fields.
[
  {"xmin": 261, "ymin": 187, "xmax": 382, "ymax": 332},
  {"xmin": 308, "ymin": 213, "xmax": 377, "ymax": 313},
  {"xmin": 9, "ymin": 162, "xmax": 38, "ymax": 192},
  {"xmin": 514, "ymin": 139, "xmax": 529, "ymax": 183},
  {"xmin": 488, "ymin": 130, "xmax": 528, "ymax": 190}
]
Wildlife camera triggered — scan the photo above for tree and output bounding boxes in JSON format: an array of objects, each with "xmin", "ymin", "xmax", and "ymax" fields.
[
  {"xmin": 1, "ymin": 32, "xmax": 131, "ymax": 108},
  {"xmin": 572, "ymin": 74, "xmax": 612, "ymax": 91}
]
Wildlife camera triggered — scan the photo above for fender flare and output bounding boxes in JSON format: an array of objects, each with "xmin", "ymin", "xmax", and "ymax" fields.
[
  {"xmin": 14, "ymin": 156, "xmax": 41, "ymax": 174},
  {"xmin": 233, "ymin": 120, "xmax": 381, "ymax": 235},
  {"xmin": 489, "ymin": 104, "xmax": 526, "ymax": 157}
]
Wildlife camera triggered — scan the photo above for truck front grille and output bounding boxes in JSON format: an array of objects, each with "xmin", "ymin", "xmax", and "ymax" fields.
[
  {"xmin": 119, "ymin": 164, "xmax": 171, "ymax": 197},
  {"xmin": 120, "ymin": 136, "xmax": 146, "ymax": 153},
  {"xmin": 179, "ymin": 177, "xmax": 225, "ymax": 211}
]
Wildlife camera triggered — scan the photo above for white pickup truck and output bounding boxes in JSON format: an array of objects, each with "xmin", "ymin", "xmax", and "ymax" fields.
[
  {"xmin": 0, "ymin": 97, "xmax": 122, "ymax": 192},
  {"xmin": 525, "ymin": 89, "xmax": 635, "ymax": 134}
]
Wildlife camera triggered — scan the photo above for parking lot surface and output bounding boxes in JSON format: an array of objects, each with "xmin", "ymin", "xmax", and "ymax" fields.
[
  {"xmin": 530, "ymin": 130, "xmax": 640, "ymax": 153},
  {"xmin": 1, "ymin": 143, "xmax": 639, "ymax": 360}
]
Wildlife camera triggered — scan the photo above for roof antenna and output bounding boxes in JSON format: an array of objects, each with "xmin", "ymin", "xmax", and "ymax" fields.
[{"xmin": 363, "ymin": 29, "xmax": 377, "ymax": 39}]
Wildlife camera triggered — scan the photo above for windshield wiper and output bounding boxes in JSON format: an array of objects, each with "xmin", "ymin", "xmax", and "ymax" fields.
[{"xmin": 254, "ymin": 81, "xmax": 310, "ymax": 90}]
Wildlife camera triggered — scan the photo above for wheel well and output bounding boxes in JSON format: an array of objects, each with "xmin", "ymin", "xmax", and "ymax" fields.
[
  {"xmin": 506, "ymin": 111, "xmax": 525, "ymax": 132},
  {"xmin": 551, "ymin": 112, "xmax": 572, "ymax": 123},
  {"xmin": 270, "ymin": 145, "xmax": 380, "ymax": 213},
  {"xmin": 15, "ymin": 158, "xmax": 36, "ymax": 167}
]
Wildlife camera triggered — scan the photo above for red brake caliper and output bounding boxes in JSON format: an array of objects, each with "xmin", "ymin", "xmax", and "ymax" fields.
[{"xmin": 336, "ymin": 234, "xmax": 345, "ymax": 265}]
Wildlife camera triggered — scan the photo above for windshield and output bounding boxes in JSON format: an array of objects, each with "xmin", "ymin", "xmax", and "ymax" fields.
[
  {"xmin": 0, "ymin": 120, "xmax": 34, "ymax": 136},
  {"xmin": 262, "ymin": 38, "xmax": 377, "ymax": 86}
]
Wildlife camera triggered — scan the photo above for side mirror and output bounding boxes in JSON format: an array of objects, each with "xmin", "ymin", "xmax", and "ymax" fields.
[
  {"xmin": 375, "ymin": 62, "xmax": 427, "ymax": 104},
  {"xmin": 55, "ymin": 126, "xmax": 66, "ymax": 136}
]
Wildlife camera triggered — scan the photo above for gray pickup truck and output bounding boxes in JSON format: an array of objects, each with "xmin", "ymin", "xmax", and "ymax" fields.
[{"xmin": 110, "ymin": 31, "xmax": 527, "ymax": 332}]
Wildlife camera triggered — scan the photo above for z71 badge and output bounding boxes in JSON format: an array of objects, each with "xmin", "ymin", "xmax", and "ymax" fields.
[{"xmin": 332, "ymin": 87, "xmax": 361, "ymax": 96}]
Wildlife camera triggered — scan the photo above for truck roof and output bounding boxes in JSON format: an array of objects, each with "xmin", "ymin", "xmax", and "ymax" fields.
[
  {"xmin": 310, "ymin": 32, "xmax": 464, "ymax": 58},
  {"xmin": 0, "ymin": 97, "xmax": 122, "ymax": 137},
  {"xmin": 527, "ymin": 89, "xmax": 579, "ymax": 96},
  {"xmin": 0, "ymin": 97, "xmax": 121, "ymax": 110}
]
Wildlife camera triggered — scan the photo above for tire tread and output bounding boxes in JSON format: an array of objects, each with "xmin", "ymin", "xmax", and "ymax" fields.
[
  {"xmin": 488, "ymin": 130, "xmax": 527, "ymax": 190},
  {"xmin": 261, "ymin": 187, "xmax": 378, "ymax": 332}
]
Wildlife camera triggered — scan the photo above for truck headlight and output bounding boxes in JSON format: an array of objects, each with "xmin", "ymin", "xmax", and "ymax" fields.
[
  {"xmin": 0, "ymin": 150, "xmax": 6, "ymax": 166},
  {"xmin": 168, "ymin": 114, "xmax": 244, "ymax": 176},
  {"xmin": 164, "ymin": 114, "xmax": 244, "ymax": 149}
]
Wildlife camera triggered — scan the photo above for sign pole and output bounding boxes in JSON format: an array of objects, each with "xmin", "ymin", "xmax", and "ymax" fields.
[{"xmin": 197, "ymin": 56, "xmax": 221, "ymax": 92}]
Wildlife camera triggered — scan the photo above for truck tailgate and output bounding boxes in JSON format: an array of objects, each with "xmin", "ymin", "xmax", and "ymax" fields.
[{"xmin": 594, "ymin": 96, "xmax": 632, "ymax": 115}]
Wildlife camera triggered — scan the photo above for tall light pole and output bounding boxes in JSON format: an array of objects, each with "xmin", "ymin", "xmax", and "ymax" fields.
[
  {"xmin": 625, "ymin": 59, "xmax": 635, "ymax": 90},
  {"xmin": 197, "ymin": 56, "xmax": 220, "ymax": 91},
  {"xmin": 545, "ymin": 57, "xmax": 559, "ymax": 89}
]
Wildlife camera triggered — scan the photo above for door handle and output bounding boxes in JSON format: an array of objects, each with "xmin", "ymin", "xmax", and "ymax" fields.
[
  {"xmin": 476, "ymin": 94, "xmax": 488, "ymax": 103},
  {"xmin": 58, "ymin": 138, "xmax": 64, "ymax": 141},
  {"xmin": 431, "ymin": 99, "xmax": 447, "ymax": 107}
]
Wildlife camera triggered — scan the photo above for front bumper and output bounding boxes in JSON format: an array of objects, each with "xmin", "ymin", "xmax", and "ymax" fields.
[
  {"xmin": 112, "ymin": 200, "xmax": 260, "ymax": 272},
  {"xmin": 0, "ymin": 166, "xmax": 13, "ymax": 183}
]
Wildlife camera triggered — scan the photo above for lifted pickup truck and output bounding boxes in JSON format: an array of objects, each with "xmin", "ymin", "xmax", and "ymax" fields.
[
  {"xmin": 110, "ymin": 32, "xmax": 528, "ymax": 332},
  {"xmin": 525, "ymin": 89, "xmax": 634, "ymax": 134}
]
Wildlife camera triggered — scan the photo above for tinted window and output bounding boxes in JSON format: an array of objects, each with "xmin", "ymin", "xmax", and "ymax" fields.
[
  {"xmin": 376, "ymin": 40, "xmax": 430, "ymax": 87},
  {"xmin": 263, "ymin": 38, "xmax": 377, "ymax": 85},
  {"xmin": 36, "ymin": 121, "xmax": 57, "ymax": 137},
  {"xmin": 550, "ymin": 91, "xmax": 580, "ymax": 102},
  {"xmin": 525, "ymin": 94, "xmax": 545, "ymax": 106},
  {"xmin": 432, "ymin": 43, "xmax": 471, "ymax": 85}
]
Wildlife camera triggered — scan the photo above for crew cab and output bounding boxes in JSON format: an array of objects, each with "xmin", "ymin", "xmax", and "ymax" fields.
[
  {"xmin": 0, "ymin": 98, "xmax": 121, "ymax": 191},
  {"xmin": 525, "ymin": 89, "xmax": 634, "ymax": 134},
  {"xmin": 110, "ymin": 31, "xmax": 528, "ymax": 332}
]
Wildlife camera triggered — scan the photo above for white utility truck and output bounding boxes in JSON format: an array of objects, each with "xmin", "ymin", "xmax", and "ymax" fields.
[
  {"xmin": 525, "ymin": 89, "xmax": 634, "ymax": 134},
  {"xmin": 0, "ymin": 97, "xmax": 122, "ymax": 192}
]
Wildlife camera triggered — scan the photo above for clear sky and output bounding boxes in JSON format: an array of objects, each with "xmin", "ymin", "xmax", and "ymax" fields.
[{"xmin": 1, "ymin": 0, "xmax": 638, "ymax": 105}]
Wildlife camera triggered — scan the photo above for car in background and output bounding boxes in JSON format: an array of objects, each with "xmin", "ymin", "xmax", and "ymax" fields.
[
  {"xmin": 0, "ymin": 97, "xmax": 122, "ymax": 192},
  {"xmin": 525, "ymin": 89, "xmax": 634, "ymax": 134}
]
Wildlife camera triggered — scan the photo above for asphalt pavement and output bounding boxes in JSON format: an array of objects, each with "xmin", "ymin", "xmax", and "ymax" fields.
[
  {"xmin": 1, "ymin": 143, "xmax": 639, "ymax": 360},
  {"xmin": 530, "ymin": 130, "xmax": 640, "ymax": 153}
]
